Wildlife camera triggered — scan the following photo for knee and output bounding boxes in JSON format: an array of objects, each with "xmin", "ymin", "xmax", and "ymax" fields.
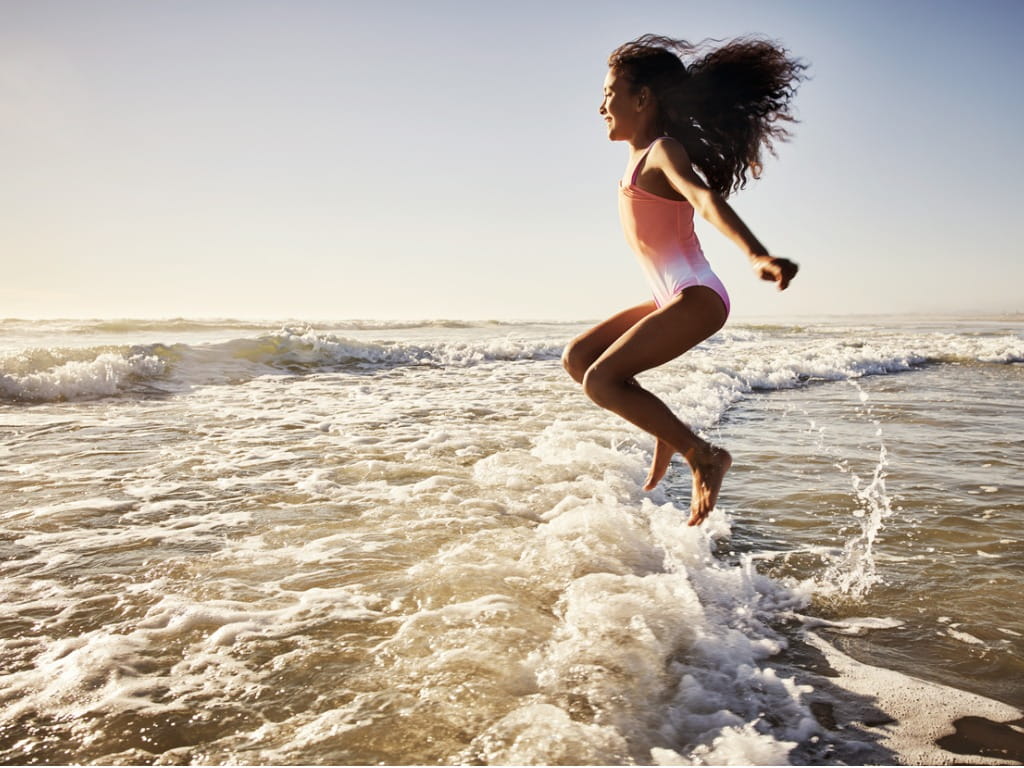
[
  {"xmin": 581, "ymin": 362, "xmax": 616, "ymax": 407},
  {"xmin": 561, "ymin": 341, "xmax": 588, "ymax": 384}
]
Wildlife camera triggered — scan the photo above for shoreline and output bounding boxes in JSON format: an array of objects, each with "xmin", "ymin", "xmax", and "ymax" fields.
[{"xmin": 783, "ymin": 632, "xmax": 1024, "ymax": 765}]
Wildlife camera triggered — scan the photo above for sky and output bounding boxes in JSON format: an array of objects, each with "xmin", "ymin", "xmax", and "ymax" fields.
[{"xmin": 2, "ymin": 0, "xmax": 1023, "ymax": 321}]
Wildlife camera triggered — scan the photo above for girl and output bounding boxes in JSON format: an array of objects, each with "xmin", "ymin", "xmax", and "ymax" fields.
[{"xmin": 562, "ymin": 35, "xmax": 805, "ymax": 526}]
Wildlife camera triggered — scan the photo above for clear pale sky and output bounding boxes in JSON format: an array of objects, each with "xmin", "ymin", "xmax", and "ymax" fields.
[{"xmin": 3, "ymin": 0, "xmax": 1022, "ymax": 321}]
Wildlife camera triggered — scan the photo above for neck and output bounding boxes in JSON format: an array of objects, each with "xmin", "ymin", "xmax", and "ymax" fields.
[{"xmin": 628, "ymin": 124, "xmax": 663, "ymax": 153}]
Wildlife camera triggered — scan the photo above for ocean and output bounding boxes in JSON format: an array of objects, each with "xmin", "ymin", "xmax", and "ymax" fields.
[{"xmin": 0, "ymin": 315, "xmax": 1021, "ymax": 765}]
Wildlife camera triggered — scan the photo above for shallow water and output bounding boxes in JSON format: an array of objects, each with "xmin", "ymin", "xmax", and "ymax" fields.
[{"xmin": 0, "ymin": 316, "xmax": 1021, "ymax": 764}]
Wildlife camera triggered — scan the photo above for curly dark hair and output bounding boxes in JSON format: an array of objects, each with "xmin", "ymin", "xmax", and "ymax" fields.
[{"xmin": 608, "ymin": 34, "xmax": 808, "ymax": 197}]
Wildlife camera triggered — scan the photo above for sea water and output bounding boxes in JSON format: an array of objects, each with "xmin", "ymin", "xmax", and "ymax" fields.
[{"xmin": 0, "ymin": 316, "xmax": 1021, "ymax": 764}]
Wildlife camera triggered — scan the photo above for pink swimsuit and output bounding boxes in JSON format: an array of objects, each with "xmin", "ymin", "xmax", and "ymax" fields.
[{"xmin": 618, "ymin": 137, "xmax": 730, "ymax": 315}]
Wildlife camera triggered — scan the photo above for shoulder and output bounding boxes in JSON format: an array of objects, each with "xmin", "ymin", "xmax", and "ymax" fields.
[
  {"xmin": 646, "ymin": 135, "xmax": 711, "ymax": 195},
  {"xmin": 648, "ymin": 136, "xmax": 692, "ymax": 167}
]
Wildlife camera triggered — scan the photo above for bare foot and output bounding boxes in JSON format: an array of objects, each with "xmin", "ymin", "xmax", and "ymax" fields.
[
  {"xmin": 687, "ymin": 446, "xmax": 732, "ymax": 526},
  {"xmin": 644, "ymin": 439, "xmax": 674, "ymax": 491}
]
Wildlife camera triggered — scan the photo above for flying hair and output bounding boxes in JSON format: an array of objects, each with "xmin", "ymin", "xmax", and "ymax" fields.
[{"xmin": 608, "ymin": 34, "xmax": 808, "ymax": 197}]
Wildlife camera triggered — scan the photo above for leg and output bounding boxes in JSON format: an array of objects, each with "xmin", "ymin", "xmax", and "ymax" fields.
[
  {"xmin": 564, "ymin": 301, "xmax": 673, "ymax": 489},
  {"xmin": 581, "ymin": 286, "xmax": 730, "ymax": 525},
  {"xmin": 562, "ymin": 300, "xmax": 657, "ymax": 384}
]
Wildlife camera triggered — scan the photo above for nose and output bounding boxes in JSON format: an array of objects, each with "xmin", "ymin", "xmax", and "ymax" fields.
[{"xmin": 599, "ymin": 100, "xmax": 606, "ymax": 115}]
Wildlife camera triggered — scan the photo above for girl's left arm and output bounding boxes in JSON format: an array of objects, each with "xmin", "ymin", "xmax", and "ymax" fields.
[{"xmin": 653, "ymin": 140, "xmax": 798, "ymax": 290}]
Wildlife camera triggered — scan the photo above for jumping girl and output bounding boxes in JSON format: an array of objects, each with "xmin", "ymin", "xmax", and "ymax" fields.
[{"xmin": 562, "ymin": 35, "xmax": 806, "ymax": 526}]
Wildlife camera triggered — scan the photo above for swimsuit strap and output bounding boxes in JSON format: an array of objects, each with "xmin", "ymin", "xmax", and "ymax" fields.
[{"xmin": 630, "ymin": 136, "xmax": 671, "ymax": 185}]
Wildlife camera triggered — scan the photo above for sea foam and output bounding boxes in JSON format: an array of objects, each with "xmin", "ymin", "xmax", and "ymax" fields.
[
  {"xmin": 2, "ymin": 324, "xmax": 1021, "ymax": 403},
  {"xmin": 2, "ymin": 318, "xmax": 1021, "ymax": 764}
]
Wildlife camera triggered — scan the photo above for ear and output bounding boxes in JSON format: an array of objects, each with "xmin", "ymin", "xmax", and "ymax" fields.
[{"xmin": 636, "ymin": 85, "xmax": 652, "ymax": 111}]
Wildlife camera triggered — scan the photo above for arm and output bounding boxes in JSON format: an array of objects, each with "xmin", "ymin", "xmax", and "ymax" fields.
[{"xmin": 650, "ymin": 140, "xmax": 798, "ymax": 290}]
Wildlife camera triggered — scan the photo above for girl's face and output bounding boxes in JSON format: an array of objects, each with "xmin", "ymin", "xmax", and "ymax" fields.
[{"xmin": 599, "ymin": 69, "xmax": 641, "ymax": 141}]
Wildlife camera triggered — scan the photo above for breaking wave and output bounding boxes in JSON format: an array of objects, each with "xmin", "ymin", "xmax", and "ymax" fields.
[{"xmin": 1, "ymin": 324, "xmax": 1021, "ymax": 403}]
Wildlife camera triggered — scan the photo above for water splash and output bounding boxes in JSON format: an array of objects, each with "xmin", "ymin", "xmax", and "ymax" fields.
[{"xmin": 815, "ymin": 381, "xmax": 895, "ymax": 599}]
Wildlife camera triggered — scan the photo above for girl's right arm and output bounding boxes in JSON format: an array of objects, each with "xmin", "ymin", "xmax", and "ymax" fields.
[{"xmin": 650, "ymin": 140, "xmax": 799, "ymax": 290}]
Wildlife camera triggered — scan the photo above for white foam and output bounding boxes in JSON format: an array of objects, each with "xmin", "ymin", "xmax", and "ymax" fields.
[
  {"xmin": 946, "ymin": 628, "xmax": 986, "ymax": 646},
  {"xmin": 0, "ymin": 351, "xmax": 165, "ymax": 401},
  {"xmin": 680, "ymin": 722, "xmax": 798, "ymax": 765},
  {"xmin": 0, "ymin": 585, "xmax": 382, "ymax": 726},
  {"xmin": 456, "ymin": 455, "xmax": 819, "ymax": 764},
  {"xmin": 796, "ymin": 614, "xmax": 905, "ymax": 635},
  {"xmin": 3, "ymin": 323, "xmax": 1021, "ymax": 403}
]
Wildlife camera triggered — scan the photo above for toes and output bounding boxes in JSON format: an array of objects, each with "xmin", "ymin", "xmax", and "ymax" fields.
[
  {"xmin": 688, "ymin": 479, "xmax": 713, "ymax": 526},
  {"xmin": 644, "ymin": 447, "xmax": 674, "ymax": 492},
  {"xmin": 643, "ymin": 470, "xmax": 657, "ymax": 491}
]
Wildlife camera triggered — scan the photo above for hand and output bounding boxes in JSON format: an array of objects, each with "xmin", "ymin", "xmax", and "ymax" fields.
[{"xmin": 751, "ymin": 255, "xmax": 798, "ymax": 291}]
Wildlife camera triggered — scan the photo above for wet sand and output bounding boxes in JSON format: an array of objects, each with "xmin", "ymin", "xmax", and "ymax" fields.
[{"xmin": 788, "ymin": 632, "xmax": 1024, "ymax": 765}]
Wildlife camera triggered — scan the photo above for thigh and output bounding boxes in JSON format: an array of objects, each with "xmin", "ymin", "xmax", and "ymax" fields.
[
  {"xmin": 566, "ymin": 300, "xmax": 658, "ymax": 366},
  {"xmin": 591, "ymin": 286, "xmax": 727, "ymax": 380}
]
